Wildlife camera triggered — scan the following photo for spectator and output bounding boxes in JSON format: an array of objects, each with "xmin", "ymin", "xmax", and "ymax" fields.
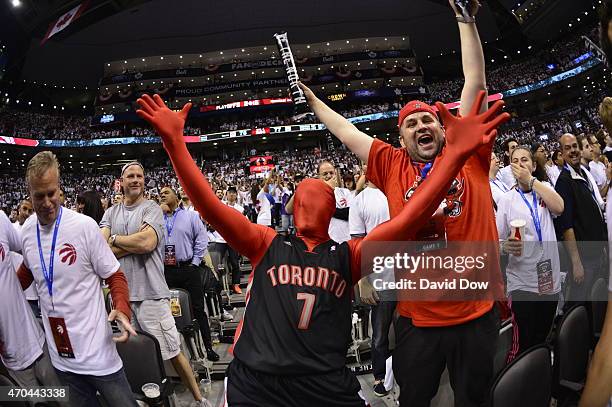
[
  {"xmin": 100, "ymin": 161, "xmax": 209, "ymax": 406},
  {"xmin": 17, "ymin": 151, "xmax": 137, "ymax": 406}
]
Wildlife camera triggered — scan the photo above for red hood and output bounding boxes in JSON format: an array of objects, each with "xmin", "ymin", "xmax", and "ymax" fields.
[{"xmin": 294, "ymin": 178, "xmax": 335, "ymax": 249}]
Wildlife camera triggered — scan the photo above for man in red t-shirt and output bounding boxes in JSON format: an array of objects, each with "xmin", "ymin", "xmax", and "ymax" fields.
[{"xmin": 301, "ymin": 1, "xmax": 502, "ymax": 405}]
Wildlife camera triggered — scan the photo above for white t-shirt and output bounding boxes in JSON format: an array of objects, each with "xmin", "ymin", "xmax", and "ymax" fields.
[
  {"xmin": 256, "ymin": 189, "xmax": 272, "ymax": 226},
  {"xmin": 12, "ymin": 221, "xmax": 38, "ymax": 301},
  {"xmin": 273, "ymin": 187, "xmax": 282, "ymax": 202},
  {"xmin": 589, "ymin": 160, "xmax": 607, "ymax": 189},
  {"xmin": 0, "ymin": 211, "xmax": 45, "ymax": 370},
  {"xmin": 498, "ymin": 165, "xmax": 515, "ymax": 191},
  {"xmin": 329, "ymin": 187, "xmax": 353, "ymax": 243},
  {"xmin": 349, "ymin": 187, "xmax": 392, "ymax": 289},
  {"xmin": 238, "ymin": 190, "xmax": 252, "ymax": 206},
  {"xmin": 496, "ymin": 184, "xmax": 561, "ymax": 295},
  {"xmin": 349, "ymin": 187, "xmax": 390, "ymax": 235},
  {"xmin": 547, "ymin": 165, "xmax": 561, "ymax": 187},
  {"xmin": 581, "ymin": 164, "xmax": 605, "ymax": 211},
  {"xmin": 489, "ymin": 179, "xmax": 509, "ymax": 207},
  {"xmin": 21, "ymin": 208, "xmax": 123, "ymax": 375},
  {"xmin": 216, "ymin": 202, "xmax": 245, "ymax": 244}
]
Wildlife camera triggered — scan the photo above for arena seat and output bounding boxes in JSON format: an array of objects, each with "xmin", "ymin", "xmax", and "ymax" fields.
[
  {"xmin": 116, "ymin": 330, "xmax": 176, "ymax": 407},
  {"xmin": 490, "ymin": 344, "xmax": 552, "ymax": 407},
  {"xmin": 552, "ymin": 305, "xmax": 591, "ymax": 405},
  {"xmin": 590, "ymin": 278, "xmax": 609, "ymax": 340},
  {"xmin": 170, "ymin": 288, "xmax": 212, "ymax": 380}
]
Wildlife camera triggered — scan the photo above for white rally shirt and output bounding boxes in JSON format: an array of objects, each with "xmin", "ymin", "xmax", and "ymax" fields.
[
  {"xmin": 21, "ymin": 207, "xmax": 123, "ymax": 375},
  {"xmin": 215, "ymin": 202, "xmax": 244, "ymax": 244},
  {"xmin": 329, "ymin": 187, "xmax": 354, "ymax": 243},
  {"xmin": 496, "ymin": 184, "xmax": 561, "ymax": 295},
  {"xmin": 12, "ymin": 221, "xmax": 38, "ymax": 301},
  {"xmin": 0, "ymin": 211, "xmax": 45, "ymax": 370},
  {"xmin": 349, "ymin": 187, "xmax": 393, "ymax": 289}
]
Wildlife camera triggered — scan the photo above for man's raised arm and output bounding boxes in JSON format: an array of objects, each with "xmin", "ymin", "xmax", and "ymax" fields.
[
  {"xmin": 451, "ymin": 0, "xmax": 488, "ymax": 116},
  {"xmin": 299, "ymin": 83, "xmax": 373, "ymax": 163}
]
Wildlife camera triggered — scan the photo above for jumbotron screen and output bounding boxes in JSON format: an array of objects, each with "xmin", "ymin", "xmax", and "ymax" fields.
[{"xmin": 249, "ymin": 155, "xmax": 275, "ymax": 174}]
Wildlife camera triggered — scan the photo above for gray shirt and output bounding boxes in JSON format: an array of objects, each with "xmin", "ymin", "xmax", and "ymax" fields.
[{"xmin": 100, "ymin": 199, "xmax": 170, "ymax": 301}]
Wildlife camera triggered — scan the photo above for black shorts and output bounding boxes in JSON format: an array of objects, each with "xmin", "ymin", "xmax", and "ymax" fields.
[{"xmin": 225, "ymin": 358, "xmax": 364, "ymax": 407}]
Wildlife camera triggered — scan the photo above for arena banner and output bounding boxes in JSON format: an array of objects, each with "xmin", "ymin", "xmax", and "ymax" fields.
[
  {"xmin": 249, "ymin": 156, "xmax": 276, "ymax": 174},
  {"xmin": 502, "ymin": 57, "xmax": 600, "ymax": 98},
  {"xmin": 199, "ymin": 97, "xmax": 292, "ymax": 112},
  {"xmin": 13, "ymin": 94, "xmax": 504, "ymax": 149},
  {"xmin": 101, "ymin": 50, "xmax": 416, "ymax": 85},
  {"xmin": 0, "ymin": 136, "xmax": 40, "ymax": 147},
  {"xmin": 92, "ymin": 85, "xmax": 424, "ymax": 124},
  {"xmin": 98, "ymin": 68, "xmax": 422, "ymax": 105}
]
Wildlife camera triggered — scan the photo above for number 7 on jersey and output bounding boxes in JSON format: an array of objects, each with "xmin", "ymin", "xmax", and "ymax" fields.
[{"xmin": 296, "ymin": 293, "xmax": 316, "ymax": 330}]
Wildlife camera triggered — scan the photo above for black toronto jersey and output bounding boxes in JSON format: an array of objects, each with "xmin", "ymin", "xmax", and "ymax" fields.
[{"xmin": 233, "ymin": 234, "xmax": 354, "ymax": 375}]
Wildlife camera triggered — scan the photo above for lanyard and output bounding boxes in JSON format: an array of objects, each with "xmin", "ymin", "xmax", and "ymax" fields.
[
  {"xmin": 420, "ymin": 162, "xmax": 433, "ymax": 180},
  {"xmin": 413, "ymin": 161, "xmax": 434, "ymax": 183},
  {"xmin": 36, "ymin": 206, "xmax": 63, "ymax": 299},
  {"xmin": 517, "ymin": 189, "xmax": 542, "ymax": 242},
  {"xmin": 164, "ymin": 208, "xmax": 181, "ymax": 237},
  {"xmin": 490, "ymin": 179, "xmax": 508, "ymax": 193}
]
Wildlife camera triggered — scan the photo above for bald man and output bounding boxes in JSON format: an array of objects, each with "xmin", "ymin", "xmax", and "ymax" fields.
[{"xmin": 554, "ymin": 134, "xmax": 607, "ymax": 304}]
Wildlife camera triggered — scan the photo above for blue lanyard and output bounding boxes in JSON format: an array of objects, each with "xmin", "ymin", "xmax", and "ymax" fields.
[
  {"xmin": 420, "ymin": 162, "xmax": 433, "ymax": 180},
  {"xmin": 490, "ymin": 179, "xmax": 508, "ymax": 193},
  {"xmin": 413, "ymin": 162, "xmax": 433, "ymax": 182},
  {"xmin": 517, "ymin": 189, "xmax": 542, "ymax": 242},
  {"xmin": 164, "ymin": 208, "xmax": 181, "ymax": 237},
  {"xmin": 36, "ymin": 206, "xmax": 63, "ymax": 298}
]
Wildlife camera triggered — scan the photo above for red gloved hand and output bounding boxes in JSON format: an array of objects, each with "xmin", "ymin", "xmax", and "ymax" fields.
[
  {"xmin": 435, "ymin": 91, "xmax": 510, "ymax": 159},
  {"xmin": 135, "ymin": 94, "xmax": 192, "ymax": 151}
]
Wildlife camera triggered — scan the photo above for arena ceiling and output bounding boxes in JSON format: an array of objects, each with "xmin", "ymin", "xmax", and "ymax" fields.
[{"xmin": 3, "ymin": 0, "xmax": 594, "ymax": 86}]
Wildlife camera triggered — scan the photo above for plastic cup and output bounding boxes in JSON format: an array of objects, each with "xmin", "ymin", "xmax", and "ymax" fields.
[
  {"xmin": 142, "ymin": 383, "xmax": 161, "ymax": 399},
  {"xmin": 509, "ymin": 219, "xmax": 526, "ymax": 256},
  {"xmin": 200, "ymin": 378, "xmax": 212, "ymax": 394}
]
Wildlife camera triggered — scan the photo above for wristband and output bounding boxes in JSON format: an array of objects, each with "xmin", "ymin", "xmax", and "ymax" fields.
[
  {"xmin": 456, "ymin": 14, "xmax": 476, "ymax": 24},
  {"xmin": 528, "ymin": 177, "xmax": 536, "ymax": 190}
]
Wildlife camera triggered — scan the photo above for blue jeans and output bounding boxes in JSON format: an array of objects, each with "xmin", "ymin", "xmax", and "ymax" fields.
[
  {"xmin": 55, "ymin": 367, "xmax": 138, "ymax": 407},
  {"xmin": 370, "ymin": 296, "xmax": 396, "ymax": 381}
]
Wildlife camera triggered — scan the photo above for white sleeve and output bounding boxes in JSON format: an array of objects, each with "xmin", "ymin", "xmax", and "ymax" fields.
[
  {"xmin": 495, "ymin": 195, "xmax": 510, "ymax": 241},
  {"xmin": 500, "ymin": 166, "xmax": 515, "ymax": 191},
  {"xmin": 85, "ymin": 217, "xmax": 120, "ymax": 279},
  {"xmin": 348, "ymin": 198, "xmax": 366, "ymax": 237},
  {"xmin": 1, "ymin": 212, "xmax": 21, "ymax": 253},
  {"xmin": 589, "ymin": 162, "xmax": 606, "ymax": 188}
]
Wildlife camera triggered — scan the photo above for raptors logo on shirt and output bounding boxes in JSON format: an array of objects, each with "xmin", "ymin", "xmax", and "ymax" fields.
[
  {"xmin": 59, "ymin": 243, "xmax": 77, "ymax": 266},
  {"xmin": 404, "ymin": 177, "xmax": 466, "ymax": 218}
]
